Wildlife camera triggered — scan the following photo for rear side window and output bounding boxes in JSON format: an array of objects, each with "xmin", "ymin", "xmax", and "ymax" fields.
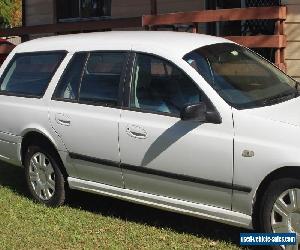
[
  {"xmin": 0, "ymin": 52, "xmax": 66, "ymax": 97},
  {"xmin": 79, "ymin": 52, "xmax": 126, "ymax": 106}
]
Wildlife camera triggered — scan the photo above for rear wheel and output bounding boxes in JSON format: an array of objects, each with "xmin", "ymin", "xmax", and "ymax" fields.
[
  {"xmin": 259, "ymin": 178, "xmax": 300, "ymax": 250},
  {"xmin": 24, "ymin": 144, "xmax": 66, "ymax": 207}
]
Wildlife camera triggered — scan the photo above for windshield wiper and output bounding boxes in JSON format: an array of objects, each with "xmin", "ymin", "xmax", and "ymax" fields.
[{"xmin": 262, "ymin": 91, "xmax": 297, "ymax": 106}]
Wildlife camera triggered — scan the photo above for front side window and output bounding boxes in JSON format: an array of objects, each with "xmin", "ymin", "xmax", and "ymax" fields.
[
  {"xmin": 184, "ymin": 43, "xmax": 298, "ymax": 109},
  {"xmin": 79, "ymin": 52, "xmax": 126, "ymax": 106},
  {"xmin": 0, "ymin": 52, "xmax": 66, "ymax": 97},
  {"xmin": 130, "ymin": 54, "xmax": 205, "ymax": 116}
]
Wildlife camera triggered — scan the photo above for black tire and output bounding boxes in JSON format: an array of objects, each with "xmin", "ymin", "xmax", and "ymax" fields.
[
  {"xmin": 24, "ymin": 143, "xmax": 66, "ymax": 207},
  {"xmin": 259, "ymin": 178, "xmax": 300, "ymax": 250}
]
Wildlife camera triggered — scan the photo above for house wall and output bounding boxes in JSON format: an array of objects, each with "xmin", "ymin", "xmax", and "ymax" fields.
[
  {"xmin": 283, "ymin": 0, "xmax": 300, "ymax": 81},
  {"xmin": 111, "ymin": 0, "xmax": 205, "ymax": 17},
  {"xmin": 25, "ymin": 0, "xmax": 205, "ymax": 24},
  {"xmin": 158, "ymin": 0, "xmax": 204, "ymax": 13},
  {"xmin": 24, "ymin": 0, "xmax": 55, "ymax": 39},
  {"xmin": 24, "ymin": 0, "xmax": 206, "ymax": 34},
  {"xmin": 111, "ymin": 0, "xmax": 205, "ymax": 32},
  {"xmin": 111, "ymin": 0, "xmax": 151, "ymax": 17},
  {"xmin": 25, "ymin": 0, "xmax": 55, "ymax": 26}
]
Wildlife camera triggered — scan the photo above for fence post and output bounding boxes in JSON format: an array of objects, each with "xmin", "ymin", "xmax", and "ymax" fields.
[
  {"xmin": 274, "ymin": 19, "xmax": 286, "ymax": 72},
  {"xmin": 149, "ymin": 0, "xmax": 158, "ymax": 31}
]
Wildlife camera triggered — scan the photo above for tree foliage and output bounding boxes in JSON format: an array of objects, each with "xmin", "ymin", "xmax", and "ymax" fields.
[
  {"xmin": 0, "ymin": 0, "xmax": 11, "ymax": 28},
  {"xmin": 0, "ymin": 0, "xmax": 22, "ymax": 28}
]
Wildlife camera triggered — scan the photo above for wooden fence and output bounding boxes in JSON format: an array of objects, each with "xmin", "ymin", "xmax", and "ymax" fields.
[{"xmin": 0, "ymin": 6, "xmax": 287, "ymax": 70}]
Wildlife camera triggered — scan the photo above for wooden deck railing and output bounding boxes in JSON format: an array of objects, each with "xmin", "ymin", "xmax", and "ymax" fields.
[
  {"xmin": 0, "ymin": 44, "xmax": 15, "ymax": 65},
  {"xmin": 143, "ymin": 6, "xmax": 287, "ymax": 71},
  {"xmin": 0, "ymin": 44, "xmax": 15, "ymax": 55},
  {"xmin": 0, "ymin": 6, "xmax": 287, "ymax": 70}
]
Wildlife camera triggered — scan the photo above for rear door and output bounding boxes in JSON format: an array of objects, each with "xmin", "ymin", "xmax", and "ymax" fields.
[
  {"xmin": 0, "ymin": 51, "xmax": 66, "ymax": 164},
  {"xmin": 49, "ymin": 52, "xmax": 129, "ymax": 187}
]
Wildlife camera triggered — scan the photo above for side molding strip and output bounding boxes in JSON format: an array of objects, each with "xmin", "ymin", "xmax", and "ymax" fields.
[
  {"xmin": 69, "ymin": 153, "xmax": 252, "ymax": 193},
  {"xmin": 69, "ymin": 153, "xmax": 119, "ymax": 168}
]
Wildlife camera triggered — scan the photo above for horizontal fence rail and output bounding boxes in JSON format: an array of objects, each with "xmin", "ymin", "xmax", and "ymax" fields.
[
  {"xmin": 225, "ymin": 35, "xmax": 286, "ymax": 48},
  {"xmin": 142, "ymin": 6, "xmax": 286, "ymax": 26},
  {"xmin": 0, "ymin": 17, "xmax": 143, "ymax": 37}
]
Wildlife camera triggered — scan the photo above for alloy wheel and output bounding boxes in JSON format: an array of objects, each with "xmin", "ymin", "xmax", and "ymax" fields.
[
  {"xmin": 271, "ymin": 189, "xmax": 300, "ymax": 250},
  {"xmin": 28, "ymin": 152, "xmax": 56, "ymax": 201}
]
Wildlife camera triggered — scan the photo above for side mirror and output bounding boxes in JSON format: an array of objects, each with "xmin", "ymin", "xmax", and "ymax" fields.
[
  {"xmin": 180, "ymin": 103, "xmax": 207, "ymax": 122},
  {"xmin": 180, "ymin": 102, "xmax": 222, "ymax": 124}
]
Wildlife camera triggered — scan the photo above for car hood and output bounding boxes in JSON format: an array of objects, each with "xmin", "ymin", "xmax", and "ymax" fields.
[{"xmin": 240, "ymin": 96, "xmax": 300, "ymax": 128}]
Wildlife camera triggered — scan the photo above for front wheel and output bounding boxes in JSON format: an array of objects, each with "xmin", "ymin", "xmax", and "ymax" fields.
[
  {"xmin": 259, "ymin": 178, "xmax": 300, "ymax": 250},
  {"xmin": 24, "ymin": 144, "xmax": 66, "ymax": 207}
]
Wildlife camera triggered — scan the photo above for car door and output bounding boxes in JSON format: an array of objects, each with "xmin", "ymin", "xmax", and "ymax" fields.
[
  {"xmin": 119, "ymin": 53, "xmax": 234, "ymax": 209},
  {"xmin": 49, "ymin": 52, "xmax": 128, "ymax": 187}
]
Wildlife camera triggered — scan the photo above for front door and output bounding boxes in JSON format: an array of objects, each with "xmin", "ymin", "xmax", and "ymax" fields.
[
  {"xmin": 49, "ymin": 52, "xmax": 128, "ymax": 187},
  {"xmin": 119, "ymin": 53, "xmax": 234, "ymax": 209}
]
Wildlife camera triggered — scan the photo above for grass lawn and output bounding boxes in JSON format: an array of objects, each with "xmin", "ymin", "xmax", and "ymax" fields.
[{"xmin": 0, "ymin": 161, "xmax": 253, "ymax": 250}]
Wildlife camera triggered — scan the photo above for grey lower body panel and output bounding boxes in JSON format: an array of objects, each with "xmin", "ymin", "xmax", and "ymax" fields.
[
  {"xmin": 68, "ymin": 177, "xmax": 253, "ymax": 229},
  {"xmin": 0, "ymin": 131, "xmax": 22, "ymax": 166}
]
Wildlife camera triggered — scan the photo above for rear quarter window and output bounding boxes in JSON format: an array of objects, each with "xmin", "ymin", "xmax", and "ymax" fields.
[{"xmin": 0, "ymin": 51, "xmax": 66, "ymax": 97}]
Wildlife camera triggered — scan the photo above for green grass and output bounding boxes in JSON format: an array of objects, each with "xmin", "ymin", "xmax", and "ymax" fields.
[{"xmin": 0, "ymin": 162, "xmax": 253, "ymax": 250}]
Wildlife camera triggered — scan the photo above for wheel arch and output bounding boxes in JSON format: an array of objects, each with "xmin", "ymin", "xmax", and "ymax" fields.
[
  {"xmin": 20, "ymin": 129, "xmax": 68, "ymax": 178},
  {"xmin": 252, "ymin": 166, "xmax": 300, "ymax": 230}
]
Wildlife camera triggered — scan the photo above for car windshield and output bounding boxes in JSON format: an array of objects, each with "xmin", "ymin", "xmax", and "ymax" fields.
[{"xmin": 183, "ymin": 43, "xmax": 298, "ymax": 109}]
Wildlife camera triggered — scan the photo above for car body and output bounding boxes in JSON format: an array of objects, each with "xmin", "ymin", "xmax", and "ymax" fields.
[{"xmin": 0, "ymin": 32, "xmax": 300, "ymax": 245}]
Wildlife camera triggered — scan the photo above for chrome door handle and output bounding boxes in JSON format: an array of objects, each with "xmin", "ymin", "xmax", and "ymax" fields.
[
  {"xmin": 126, "ymin": 125, "xmax": 147, "ymax": 139},
  {"xmin": 128, "ymin": 130, "xmax": 146, "ymax": 137},
  {"xmin": 55, "ymin": 113, "xmax": 71, "ymax": 126}
]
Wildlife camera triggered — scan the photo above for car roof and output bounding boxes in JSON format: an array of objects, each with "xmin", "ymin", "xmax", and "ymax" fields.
[{"xmin": 14, "ymin": 31, "xmax": 232, "ymax": 58}]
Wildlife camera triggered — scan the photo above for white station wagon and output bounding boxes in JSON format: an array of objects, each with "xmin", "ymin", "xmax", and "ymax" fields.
[{"xmin": 0, "ymin": 31, "xmax": 300, "ymax": 246}]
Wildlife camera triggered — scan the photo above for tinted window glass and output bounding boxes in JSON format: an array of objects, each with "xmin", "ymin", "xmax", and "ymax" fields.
[
  {"xmin": 79, "ymin": 52, "xmax": 126, "ymax": 106},
  {"xmin": 81, "ymin": 0, "xmax": 111, "ymax": 18},
  {"xmin": 53, "ymin": 53, "xmax": 87, "ymax": 100},
  {"xmin": 57, "ymin": 0, "xmax": 79, "ymax": 19},
  {"xmin": 0, "ymin": 52, "xmax": 65, "ymax": 97},
  {"xmin": 57, "ymin": 0, "xmax": 111, "ymax": 20},
  {"xmin": 131, "ymin": 54, "xmax": 203, "ymax": 116},
  {"xmin": 184, "ymin": 43, "xmax": 297, "ymax": 109}
]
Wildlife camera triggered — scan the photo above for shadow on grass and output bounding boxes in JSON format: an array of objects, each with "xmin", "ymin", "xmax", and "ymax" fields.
[
  {"xmin": 0, "ymin": 161, "xmax": 258, "ymax": 249},
  {"xmin": 0, "ymin": 161, "xmax": 28, "ymax": 196}
]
